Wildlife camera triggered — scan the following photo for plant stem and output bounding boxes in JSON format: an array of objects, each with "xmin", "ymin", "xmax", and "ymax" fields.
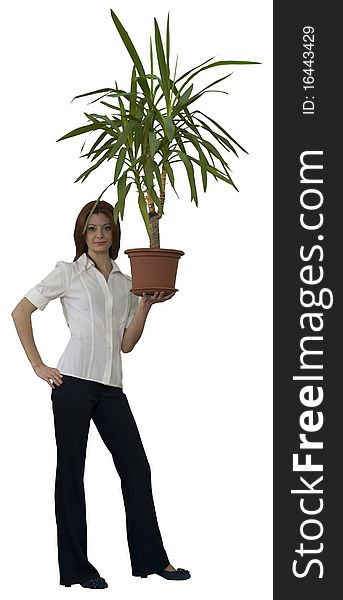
[
  {"xmin": 148, "ymin": 212, "xmax": 160, "ymax": 248},
  {"xmin": 145, "ymin": 189, "xmax": 160, "ymax": 248}
]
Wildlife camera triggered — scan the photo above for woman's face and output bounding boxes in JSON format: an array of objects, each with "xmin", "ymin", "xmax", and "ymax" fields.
[{"xmin": 85, "ymin": 212, "xmax": 113, "ymax": 255}]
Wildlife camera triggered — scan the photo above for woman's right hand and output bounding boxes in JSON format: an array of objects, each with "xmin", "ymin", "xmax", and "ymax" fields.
[{"xmin": 33, "ymin": 364, "xmax": 64, "ymax": 388}]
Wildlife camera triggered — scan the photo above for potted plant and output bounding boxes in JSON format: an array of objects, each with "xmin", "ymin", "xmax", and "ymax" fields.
[{"xmin": 57, "ymin": 9, "xmax": 257, "ymax": 295}]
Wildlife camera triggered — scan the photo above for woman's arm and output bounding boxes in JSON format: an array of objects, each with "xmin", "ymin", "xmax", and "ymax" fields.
[
  {"xmin": 121, "ymin": 291, "xmax": 175, "ymax": 353},
  {"xmin": 121, "ymin": 301, "xmax": 150, "ymax": 353},
  {"xmin": 11, "ymin": 298, "xmax": 64, "ymax": 388},
  {"xmin": 11, "ymin": 298, "xmax": 44, "ymax": 368}
]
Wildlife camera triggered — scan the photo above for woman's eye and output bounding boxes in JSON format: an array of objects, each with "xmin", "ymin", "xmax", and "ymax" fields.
[{"xmin": 87, "ymin": 225, "xmax": 111, "ymax": 231}]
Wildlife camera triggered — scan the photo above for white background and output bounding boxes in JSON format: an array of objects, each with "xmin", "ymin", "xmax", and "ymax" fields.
[{"xmin": 1, "ymin": 1, "xmax": 272, "ymax": 598}]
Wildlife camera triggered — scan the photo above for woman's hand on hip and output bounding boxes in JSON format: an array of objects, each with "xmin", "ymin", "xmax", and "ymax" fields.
[{"xmin": 33, "ymin": 363, "xmax": 64, "ymax": 388}]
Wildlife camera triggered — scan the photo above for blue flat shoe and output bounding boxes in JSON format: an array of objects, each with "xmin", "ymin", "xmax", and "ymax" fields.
[
  {"xmin": 156, "ymin": 567, "xmax": 191, "ymax": 580},
  {"xmin": 80, "ymin": 577, "xmax": 108, "ymax": 588},
  {"xmin": 63, "ymin": 577, "xmax": 108, "ymax": 588}
]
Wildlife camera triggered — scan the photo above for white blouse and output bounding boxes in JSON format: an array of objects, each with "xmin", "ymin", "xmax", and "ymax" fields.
[{"xmin": 24, "ymin": 252, "xmax": 140, "ymax": 388}]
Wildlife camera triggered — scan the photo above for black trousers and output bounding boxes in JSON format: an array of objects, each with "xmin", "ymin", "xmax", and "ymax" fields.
[{"xmin": 51, "ymin": 375, "xmax": 169, "ymax": 585}]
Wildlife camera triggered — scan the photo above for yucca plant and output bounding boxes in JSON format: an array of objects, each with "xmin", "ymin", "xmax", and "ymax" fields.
[{"xmin": 57, "ymin": 9, "xmax": 257, "ymax": 248}]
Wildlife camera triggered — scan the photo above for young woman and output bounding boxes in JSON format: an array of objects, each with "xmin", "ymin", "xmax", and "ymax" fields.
[{"xmin": 11, "ymin": 200, "xmax": 190, "ymax": 588}]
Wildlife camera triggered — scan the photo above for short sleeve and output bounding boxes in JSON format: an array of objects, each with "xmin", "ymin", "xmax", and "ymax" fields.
[
  {"xmin": 124, "ymin": 288, "xmax": 140, "ymax": 329},
  {"xmin": 24, "ymin": 261, "xmax": 67, "ymax": 311}
]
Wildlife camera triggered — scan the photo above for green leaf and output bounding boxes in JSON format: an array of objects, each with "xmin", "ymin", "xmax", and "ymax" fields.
[
  {"xmin": 196, "ymin": 121, "xmax": 239, "ymax": 156},
  {"xmin": 86, "ymin": 130, "xmax": 107, "ymax": 158},
  {"xmin": 198, "ymin": 137, "xmax": 229, "ymax": 169},
  {"xmin": 97, "ymin": 181, "xmax": 115, "ymax": 202},
  {"xmin": 142, "ymin": 110, "xmax": 154, "ymax": 136},
  {"xmin": 70, "ymin": 87, "xmax": 116, "ymax": 104},
  {"xmin": 163, "ymin": 160, "xmax": 176, "ymax": 192},
  {"xmin": 178, "ymin": 150, "xmax": 198, "ymax": 205},
  {"xmin": 150, "ymin": 37, "xmax": 154, "ymax": 96},
  {"xmin": 113, "ymin": 181, "xmax": 132, "ymax": 223},
  {"xmin": 115, "ymin": 83, "xmax": 127, "ymax": 125},
  {"xmin": 86, "ymin": 92, "xmax": 117, "ymax": 106},
  {"xmin": 107, "ymin": 121, "xmax": 135, "ymax": 159},
  {"xmin": 175, "ymin": 56, "xmax": 215, "ymax": 84},
  {"xmin": 110, "ymin": 10, "xmax": 151, "ymax": 99},
  {"xmin": 149, "ymin": 131, "xmax": 158, "ymax": 158},
  {"xmin": 117, "ymin": 173, "xmax": 127, "ymax": 219},
  {"xmin": 138, "ymin": 188, "xmax": 151, "ymax": 240},
  {"xmin": 176, "ymin": 109, "xmax": 201, "ymax": 136},
  {"xmin": 166, "ymin": 12, "xmax": 170, "ymax": 77},
  {"xmin": 129, "ymin": 66, "xmax": 137, "ymax": 122},
  {"xmin": 194, "ymin": 110, "xmax": 247, "ymax": 153},
  {"xmin": 106, "ymin": 90, "xmax": 138, "ymax": 99},
  {"xmin": 99, "ymin": 101, "xmax": 123, "ymax": 112},
  {"xmin": 82, "ymin": 199, "xmax": 101, "ymax": 233},
  {"xmin": 114, "ymin": 147, "xmax": 127, "ymax": 184},
  {"xmin": 153, "ymin": 109, "xmax": 166, "ymax": 134},
  {"xmin": 56, "ymin": 123, "xmax": 103, "ymax": 142},
  {"xmin": 170, "ymin": 53, "xmax": 179, "ymax": 99},
  {"xmin": 172, "ymin": 84, "xmax": 193, "ymax": 111},
  {"xmin": 176, "ymin": 130, "xmax": 208, "ymax": 192},
  {"xmin": 82, "ymin": 115, "xmax": 121, "ymax": 140},
  {"xmin": 154, "ymin": 17, "xmax": 170, "ymax": 111},
  {"xmin": 153, "ymin": 161, "xmax": 163, "ymax": 195},
  {"xmin": 178, "ymin": 59, "xmax": 258, "ymax": 94},
  {"xmin": 194, "ymin": 140, "xmax": 208, "ymax": 192},
  {"xmin": 188, "ymin": 154, "xmax": 235, "ymax": 186},
  {"xmin": 176, "ymin": 134, "xmax": 187, "ymax": 154},
  {"xmin": 144, "ymin": 157, "xmax": 154, "ymax": 192},
  {"xmin": 164, "ymin": 116, "xmax": 175, "ymax": 142},
  {"xmin": 113, "ymin": 201, "xmax": 121, "ymax": 224},
  {"xmin": 197, "ymin": 72, "xmax": 231, "ymax": 95},
  {"xmin": 134, "ymin": 123, "xmax": 143, "ymax": 157},
  {"xmin": 86, "ymin": 137, "xmax": 114, "ymax": 162},
  {"xmin": 172, "ymin": 76, "xmax": 230, "ymax": 117},
  {"xmin": 96, "ymin": 115, "xmax": 121, "ymax": 134},
  {"xmin": 74, "ymin": 150, "xmax": 111, "ymax": 183}
]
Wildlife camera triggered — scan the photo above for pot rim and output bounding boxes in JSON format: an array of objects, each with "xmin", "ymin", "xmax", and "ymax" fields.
[{"xmin": 124, "ymin": 247, "xmax": 185, "ymax": 256}]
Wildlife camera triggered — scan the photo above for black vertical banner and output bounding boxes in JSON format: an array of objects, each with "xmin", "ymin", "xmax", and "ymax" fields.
[{"xmin": 275, "ymin": 1, "xmax": 342, "ymax": 599}]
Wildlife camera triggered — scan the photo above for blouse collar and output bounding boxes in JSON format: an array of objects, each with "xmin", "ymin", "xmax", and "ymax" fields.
[{"xmin": 76, "ymin": 252, "xmax": 121, "ymax": 275}]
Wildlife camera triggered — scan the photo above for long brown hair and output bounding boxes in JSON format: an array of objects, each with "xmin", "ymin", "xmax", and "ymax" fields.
[{"xmin": 73, "ymin": 200, "xmax": 121, "ymax": 261}]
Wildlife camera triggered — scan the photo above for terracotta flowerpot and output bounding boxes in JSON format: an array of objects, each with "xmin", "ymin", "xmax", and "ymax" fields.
[{"xmin": 124, "ymin": 248, "xmax": 185, "ymax": 296}]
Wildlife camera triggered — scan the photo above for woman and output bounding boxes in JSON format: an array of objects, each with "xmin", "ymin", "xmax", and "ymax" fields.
[{"xmin": 11, "ymin": 200, "xmax": 190, "ymax": 588}]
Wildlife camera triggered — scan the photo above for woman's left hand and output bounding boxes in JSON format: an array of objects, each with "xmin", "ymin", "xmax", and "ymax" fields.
[{"xmin": 141, "ymin": 291, "xmax": 176, "ymax": 307}]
